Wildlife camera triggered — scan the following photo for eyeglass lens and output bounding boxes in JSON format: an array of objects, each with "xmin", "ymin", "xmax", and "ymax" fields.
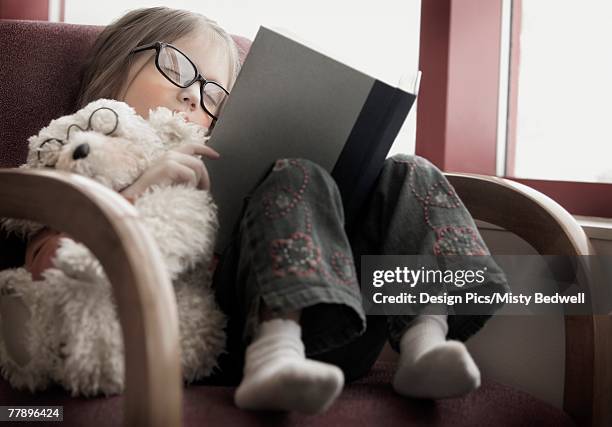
[{"xmin": 158, "ymin": 45, "xmax": 196, "ymax": 86}]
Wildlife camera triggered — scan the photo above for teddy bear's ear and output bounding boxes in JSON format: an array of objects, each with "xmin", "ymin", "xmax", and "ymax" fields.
[
  {"xmin": 146, "ymin": 107, "xmax": 209, "ymax": 149},
  {"xmin": 0, "ymin": 217, "xmax": 45, "ymax": 241},
  {"xmin": 25, "ymin": 133, "xmax": 59, "ymax": 169},
  {"xmin": 25, "ymin": 135, "xmax": 44, "ymax": 168}
]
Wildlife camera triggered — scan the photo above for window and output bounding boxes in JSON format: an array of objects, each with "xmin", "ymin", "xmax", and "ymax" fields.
[
  {"xmin": 506, "ymin": 0, "xmax": 612, "ymax": 184},
  {"xmin": 417, "ymin": 0, "xmax": 612, "ymax": 217}
]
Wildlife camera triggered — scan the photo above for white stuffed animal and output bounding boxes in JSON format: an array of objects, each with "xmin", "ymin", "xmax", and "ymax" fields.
[{"xmin": 0, "ymin": 99, "xmax": 226, "ymax": 396}]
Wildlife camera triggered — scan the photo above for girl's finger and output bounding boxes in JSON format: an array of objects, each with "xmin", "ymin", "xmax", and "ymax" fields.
[
  {"xmin": 180, "ymin": 155, "xmax": 210, "ymax": 190},
  {"xmin": 198, "ymin": 166, "xmax": 211, "ymax": 191},
  {"xmin": 174, "ymin": 153, "xmax": 205, "ymax": 184},
  {"xmin": 174, "ymin": 143, "xmax": 220, "ymax": 159},
  {"xmin": 173, "ymin": 163, "xmax": 199, "ymax": 188}
]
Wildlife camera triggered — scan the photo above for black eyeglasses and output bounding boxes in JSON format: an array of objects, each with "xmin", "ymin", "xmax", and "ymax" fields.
[{"xmin": 129, "ymin": 41, "xmax": 230, "ymax": 122}]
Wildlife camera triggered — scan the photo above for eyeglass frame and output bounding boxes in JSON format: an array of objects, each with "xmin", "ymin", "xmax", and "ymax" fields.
[{"xmin": 129, "ymin": 41, "xmax": 230, "ymax": 123}]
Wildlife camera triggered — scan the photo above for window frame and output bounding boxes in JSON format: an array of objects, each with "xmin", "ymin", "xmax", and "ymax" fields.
[
  {"xmin": 416, "ymin": 0, "xmax": 612, "ymax": 218},
  {"xmin": 0, "ymin": 0, "xmax": 65, "ymax": 21}
]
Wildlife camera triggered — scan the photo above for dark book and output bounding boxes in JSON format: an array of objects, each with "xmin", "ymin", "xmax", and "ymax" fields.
[{"xmin": 207, "ymin": 26, "xmax": 419, "ymax": 253}]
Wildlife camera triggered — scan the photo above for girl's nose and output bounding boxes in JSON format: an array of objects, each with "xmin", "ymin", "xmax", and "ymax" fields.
[{"xmin": 178, "ymin": 84, "xmax": 200, "ymax": 111}]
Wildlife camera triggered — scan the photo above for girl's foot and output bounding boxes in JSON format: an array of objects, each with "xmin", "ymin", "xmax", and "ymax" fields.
[
  {"xmin": 234, "ymin": 318, "xmax": 344, "ymax": 414},
  {"xmin": 392, "ymin": 314, "xmax": 481, "ymax": 399}
]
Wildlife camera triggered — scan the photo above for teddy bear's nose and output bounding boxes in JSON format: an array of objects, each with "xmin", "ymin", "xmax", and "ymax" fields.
[{"xmin": 72, "ymin": 143, "xmax": 90, "ymax": 160}]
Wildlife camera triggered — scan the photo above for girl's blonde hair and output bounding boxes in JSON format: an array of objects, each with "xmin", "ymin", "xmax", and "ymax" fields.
[{"xmin": 76, "ymin": 7, "xmax": 241, "ymax": 109}]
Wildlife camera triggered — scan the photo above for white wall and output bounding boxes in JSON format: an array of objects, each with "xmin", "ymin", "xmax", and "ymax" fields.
[
  {"xmin": 64, "ymin": 0, "xmax": 422, "ymax": 156},
  {"xmin": 468, "ymin": 228, "xmax": 565, "ymax": 408},
  {"xmin": 470, "ymin": 225, "xmax": 612, "ymax": 408}
]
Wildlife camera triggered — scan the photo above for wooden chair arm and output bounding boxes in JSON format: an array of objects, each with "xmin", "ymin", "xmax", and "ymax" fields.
[
  {"xmin": 446, "ymin": 172, "xmax": 611, "ymax": 427},
  {"xmin": 0, "ymin": 168, "xmax": 182, "ymax": 427},
  {"xmin": 445, "ymin": 173, "xmax": 593, "ymax": 256}
]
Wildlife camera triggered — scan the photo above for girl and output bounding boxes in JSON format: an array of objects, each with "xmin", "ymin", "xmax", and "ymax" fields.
[{"xmin": 5, "ymin": 7, "xmax": 508, "ymax": 414}]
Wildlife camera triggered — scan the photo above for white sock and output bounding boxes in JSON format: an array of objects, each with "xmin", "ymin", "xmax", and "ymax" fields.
[
  {"xmin": 392, "ymin": 314, "xmax": 481, "ymax": 399},
  {"xmin": 234, "ymin": 318, "xmax": 344, "ymax": 413}
]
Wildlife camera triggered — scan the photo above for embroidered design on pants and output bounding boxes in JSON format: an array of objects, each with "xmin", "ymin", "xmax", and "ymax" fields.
[
  {"xmin": 433, "ymin": 226, "xmax": 487, "ymax": 256},
  {"xmin": 262, "ymin": 159, "xmax": 310, "ymax": 219},
  {"xmin": 270, "ymin": 231, "xmax": 320, "ymax": 277},
  {"xmin": 393, "ymin": 157, "xmax": 488, "ymax": 256}
]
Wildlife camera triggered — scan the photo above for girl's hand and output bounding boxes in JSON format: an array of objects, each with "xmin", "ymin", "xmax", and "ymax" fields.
[{"xmin": 120, "ymin": 143, "xmax": 220, "ymax": 199}]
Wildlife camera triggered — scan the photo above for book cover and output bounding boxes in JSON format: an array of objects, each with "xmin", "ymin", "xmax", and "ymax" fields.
[{"xmin": 207, "ymin": 26, "xmax": 418, "ymax": 253}]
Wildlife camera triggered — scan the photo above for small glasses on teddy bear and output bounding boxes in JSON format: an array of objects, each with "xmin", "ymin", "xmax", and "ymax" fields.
[
  {"xmin": 65, "ymin": 106, "xmax": 119, "ymax": 140},
  {"xmin": 36, "ymin": 107, "xmax": 120, "ymax": 168}
]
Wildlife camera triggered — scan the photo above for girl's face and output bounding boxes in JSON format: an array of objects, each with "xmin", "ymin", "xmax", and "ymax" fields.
[{"xmin": 120, "ymin": 29, "xmax": 231, "ymax": 130}]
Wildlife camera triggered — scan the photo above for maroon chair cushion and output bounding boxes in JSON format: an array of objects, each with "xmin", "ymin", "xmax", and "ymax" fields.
[
  {"xmin": 0, "ymin": 362, "xmax": 574, "ymax": 426},
  {"xmin": 0, "ymin": 20, "xmax": 251, "ymax": 168}
]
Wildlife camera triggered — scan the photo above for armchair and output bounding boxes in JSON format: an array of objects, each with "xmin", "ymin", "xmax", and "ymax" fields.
[{"xmin": 0, "ymin": 20, "xmax": 609, "ymax": 426}]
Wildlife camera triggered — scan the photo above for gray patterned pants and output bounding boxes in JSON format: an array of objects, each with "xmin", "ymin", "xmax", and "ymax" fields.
[{"xmin": 206, "ymin": 154, "xmax": 508, "ymax": 385}]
